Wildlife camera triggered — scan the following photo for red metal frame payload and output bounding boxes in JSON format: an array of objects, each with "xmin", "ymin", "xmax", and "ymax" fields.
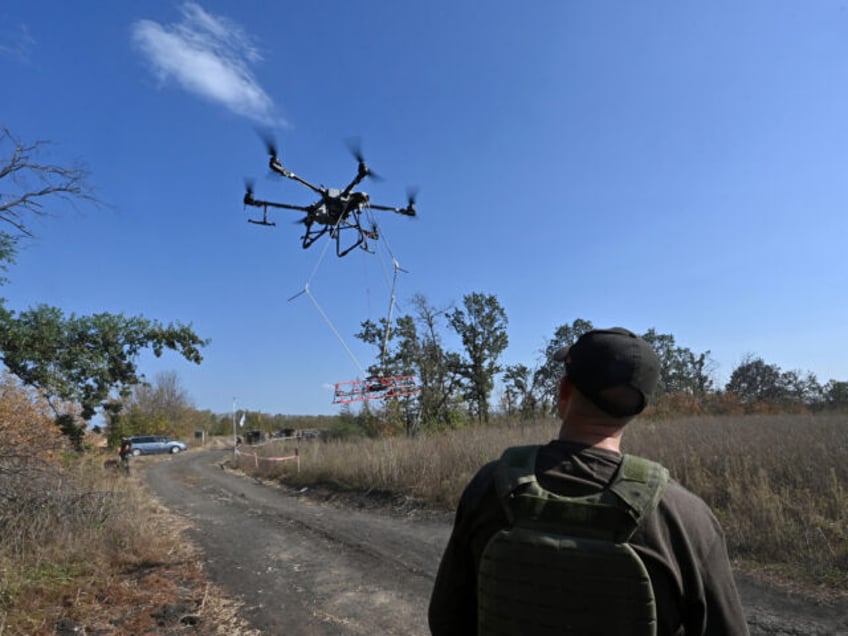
[{"xmin": 333, "ymin": 375, "xmax": 420, "ymax": 404}]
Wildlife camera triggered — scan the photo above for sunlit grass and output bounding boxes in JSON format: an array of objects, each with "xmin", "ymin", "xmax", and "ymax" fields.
[
  {"xmin": 0, "ymin": 453, "xmax": 259, "ymax": 635},
  {"xmin": 241, "ymin": 412, "xmax": 848, "ymax": 591}
]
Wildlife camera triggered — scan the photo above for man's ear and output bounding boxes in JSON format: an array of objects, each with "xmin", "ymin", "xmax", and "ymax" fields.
[
  {"xmin": 559, "ymin": 376, "xmax": 572, "ymax": 401},
  {"xmin": 557, "ymin": 376, "xmax": 573, "ymax": 419}
]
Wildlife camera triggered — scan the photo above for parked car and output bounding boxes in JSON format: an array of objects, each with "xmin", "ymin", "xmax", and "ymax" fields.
[{"xmin": 128, "ymin": 435, "xmax": 188, "ymax": 456}]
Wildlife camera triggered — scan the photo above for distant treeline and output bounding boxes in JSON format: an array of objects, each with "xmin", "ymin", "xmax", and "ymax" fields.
[
  {"xmin": 353, "ymin": 298, "xmax": 848, "ymax": 435},
  {"xmin": 120, "ymin": 301, "xmax": 848, "ymax": 442}
]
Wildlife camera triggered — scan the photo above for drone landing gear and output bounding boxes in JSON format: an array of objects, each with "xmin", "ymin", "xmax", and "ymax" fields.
[
  {"xmin": 300, "ymin": 216, "xmax": 374, "ymax": 257},
  {"xmin": 247, "ymin": 204, "xmax": 277, "ymax": 227},
  {"xmin": 300, "ymin": 223, "xmax": 328, "ymax": 250}
]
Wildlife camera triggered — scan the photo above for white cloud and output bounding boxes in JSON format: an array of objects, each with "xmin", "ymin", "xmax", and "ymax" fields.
[
  {"xmin": 0, "ymin": 24, "xmax": 35, "ymax": 62},
  {"xmin": 131, "ymin": 3, "xmax": 279, "ymax": 124}
]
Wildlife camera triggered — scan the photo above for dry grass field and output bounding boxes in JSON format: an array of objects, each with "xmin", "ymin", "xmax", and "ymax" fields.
[
  {"xmin": 242, "ymin": 413, "xmax": 848, "ymax": 593},
  {"xmin": 0, "ymin": 380, "xmax": 330, "ymax": 633},
  {"xmin": 3, "ymin": 408, "xmax": 845, "ymax": 633},
  {"xmin": 0, "ymin": 373, "xmax": 259, "ymax": 636},
  {"xmin": 0, "ymin": 452, "xmax": 260, "ymax": 635}
]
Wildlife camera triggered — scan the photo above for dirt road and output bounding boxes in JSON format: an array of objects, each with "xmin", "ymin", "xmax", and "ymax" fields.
[{"xmin": 145, "ymin": 450, "xmax": 848, "ymax": 635}]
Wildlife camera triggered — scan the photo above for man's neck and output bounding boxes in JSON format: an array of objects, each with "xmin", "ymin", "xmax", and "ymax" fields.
[{"xmin": 557, "ymin": 419, "xmax": 623, "ymax": 452}]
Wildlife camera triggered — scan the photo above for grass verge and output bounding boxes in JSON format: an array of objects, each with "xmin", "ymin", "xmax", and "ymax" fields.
[
  {"xmin": 237, "ymin": 413, "xmax": 848, "ymax": 597},
  {"xmin": 0, "ymin": 454, "xmax": 259, "ymax": 636}
]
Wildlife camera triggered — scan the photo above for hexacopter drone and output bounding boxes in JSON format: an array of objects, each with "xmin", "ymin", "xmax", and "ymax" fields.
[{"xmin": 243, "ymin": 136, "xmax": 417, "ymax": 257}]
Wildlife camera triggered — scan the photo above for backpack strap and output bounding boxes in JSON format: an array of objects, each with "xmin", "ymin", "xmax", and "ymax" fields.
[
  {"xmin": 609, "ymin": 455, "xmax": 669, "ymax": 539},
  {"xmin": 493, "ymin": 444, "xmax": 541, "ymax": 516},
  {"xmin": 493, "ymin": 445, "xmax": 669, "ymax": 541}
]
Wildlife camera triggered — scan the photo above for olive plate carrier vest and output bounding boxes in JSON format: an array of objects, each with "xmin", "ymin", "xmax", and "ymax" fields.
[{"xmin": 478, "ymin": 445, "xmax": 669, "ymax": 636}]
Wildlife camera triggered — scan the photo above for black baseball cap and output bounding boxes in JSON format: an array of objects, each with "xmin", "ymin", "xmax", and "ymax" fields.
[{"xmin": 552, "ymin": 327, "xmax": 660, "ymax": 417}]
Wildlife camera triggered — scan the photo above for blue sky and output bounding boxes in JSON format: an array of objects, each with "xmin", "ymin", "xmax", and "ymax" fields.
[{"xmin": 2, "ymin": 1, "xmax": 847, "ymax": 416}]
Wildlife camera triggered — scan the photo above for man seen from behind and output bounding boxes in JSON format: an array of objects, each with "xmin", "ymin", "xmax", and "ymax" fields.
[{"xmin": 428, "ymin": 327, "xmax": 749, "ymax": 635}]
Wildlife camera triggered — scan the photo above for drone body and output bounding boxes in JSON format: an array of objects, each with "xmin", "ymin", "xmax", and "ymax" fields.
[{"xmin": 243, "ymin": 140, "xmax": 416, "ymax": 257}]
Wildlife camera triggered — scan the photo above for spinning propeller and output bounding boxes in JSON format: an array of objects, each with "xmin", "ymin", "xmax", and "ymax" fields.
[
  {"xmin": 257, "ymin": 127, "xmax": 279, "ymax": 161},
  {"xmin": 346, "ymin": 138, "xmax": 382, "ymax": 182},
  {"xmin": 243, "ymin": 178, "xmax": 256, "ymax": 205},
  {"xmin": 405, "ymin": 187, "xmax": 418, "ymax": 217}
]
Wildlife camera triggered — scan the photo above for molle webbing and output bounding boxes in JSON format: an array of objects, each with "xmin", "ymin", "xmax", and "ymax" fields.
[
  {"xmin": 478, "ymin": 535, "xmax": 656, "ymax": 635},
  {"xmin": 478, "ymin": 445, "xmax": 669, "ymax": 636},
  {"xmin": 493, "ymin": 445, "xmax": 668, "ymax": 541}
]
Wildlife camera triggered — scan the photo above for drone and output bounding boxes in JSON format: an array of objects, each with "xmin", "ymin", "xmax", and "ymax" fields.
[{"xmin": 243, "ymin": 136, "xmax": 417, "ymax": 257}]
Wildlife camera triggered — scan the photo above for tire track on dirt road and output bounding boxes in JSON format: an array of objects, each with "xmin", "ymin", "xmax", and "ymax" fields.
[{"xmin": 145, "ymin": 449, "xmax": 449, "ymax": 635}]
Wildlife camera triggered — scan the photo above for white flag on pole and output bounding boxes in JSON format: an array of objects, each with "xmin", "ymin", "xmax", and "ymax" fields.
[{"xmin": 239, "ymin": 413, "xmax": 246, "ymax": 428}]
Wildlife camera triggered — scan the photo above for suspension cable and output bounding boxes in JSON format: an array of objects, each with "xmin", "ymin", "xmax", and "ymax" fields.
[
  {"xmin": 305, "ymin": 282, "xmax": 367, "ymax": 377},
  {"xmin": 364, "ymin": 207, "xmax": 407, "ymax": 367},
  {"xmin": 287, "ymin": 219, "xmax": 367, "ymax": 377},
  {"xmin": 288, "ymin": 205, "xmax": 406, "ymax": 381}
]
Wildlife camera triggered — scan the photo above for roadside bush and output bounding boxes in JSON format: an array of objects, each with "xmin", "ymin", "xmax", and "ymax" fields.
[{"xmin": 0, "ymin": 374, "xmax": 166, "ymax": 632}]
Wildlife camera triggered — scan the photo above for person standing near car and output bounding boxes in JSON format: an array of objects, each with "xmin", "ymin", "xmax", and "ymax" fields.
[{"xmin": 118, "ymin": 436, "xmax": 132, "ymax": 474}]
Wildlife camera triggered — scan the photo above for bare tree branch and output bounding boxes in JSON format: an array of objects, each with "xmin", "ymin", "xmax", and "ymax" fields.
[{"xmin": 0, "ymin": 127, "xmax": 100, "ymax": 237}]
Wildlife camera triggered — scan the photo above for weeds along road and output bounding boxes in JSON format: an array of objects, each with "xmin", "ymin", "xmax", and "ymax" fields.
[{"xmin": 145, "ymin": 449, "xmax": 848, "ymax": 636}]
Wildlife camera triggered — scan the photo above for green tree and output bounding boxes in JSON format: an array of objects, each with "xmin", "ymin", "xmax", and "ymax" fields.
[
  {"xmin": 534, "ymin": 319, "xmax": 594, "ymax": 414},
  {"xmin": 725, "ymin": 355, "xmax": 825, "ymax": 410},
  {"xmin": 501, "ymin": 363, "xmax": 543, "ymax": 419},
  {"xmin": 116, "ymin": 409, "xmax": 170, "ymax": 439},
  {"xmin": 0, "ymin": 305, "xmax": 208, "ymax": 448},
  {"xmin": 823, "ymin": 380, "xmax": 848, "ymax": 410},
  {"xmin": 127, "ymin": 370, "xmax": 192, "ymax": 417},
  {"xmin": 404, "ymin": 295, "xmax": 465, "ymax": 429},
  {"xmin": 447, "ymin": 292, "xmax": 509, "ymax": 423},
  {"xmin": 778, "ymin": 369, "xmax": 822, "ymax": 406},
  {"xmin": 0, "ymin": 233, "xmax": 16, "ymax": 288},
  {"xmin": 640, "ymin": 329, "xmax": 715, "ymax": 397},
  {"xmin": 118, "ymin": 370, "xmax": 196, "ymax": 439},
  {"xmin": 500, "ymin": 363, "xmax": 525, "ymax": 416},
  {"xmin": 725, "ymin": 355, "xmax": 787, "ymax": 406},
  {"xmin": 357, "ymin": 294, "xmax": 464, "ymax": 432},
  {"xmin": 0, "ymin": 129, "xmax": 209, "ymax": 448}
]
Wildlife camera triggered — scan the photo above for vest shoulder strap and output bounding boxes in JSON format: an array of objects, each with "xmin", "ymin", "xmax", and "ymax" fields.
[{"xmin": 494, "ymin": 445, "xmax": 669, "ymax": 539}]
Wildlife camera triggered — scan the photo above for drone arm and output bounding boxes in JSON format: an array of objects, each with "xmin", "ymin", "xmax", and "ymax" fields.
[
  {"xmin": 269, "ymin": 158, "xmax": 324, "ymax": 194},
  {"xmin": 340, "ymin": 172, "xmax": 368, "ymax": 198},
  {"xmin": 367, "ymin": 203, "xmax": 417, "ymax": 217},
  {"xmin": 262, "ymin": 201, "xmax": 311, "ymax": 212},
  {"xmin": 244, "ymin": 196, "xmax": 311, "ymax": 212}
]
